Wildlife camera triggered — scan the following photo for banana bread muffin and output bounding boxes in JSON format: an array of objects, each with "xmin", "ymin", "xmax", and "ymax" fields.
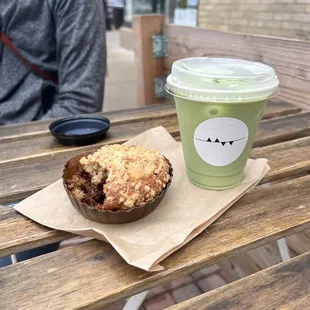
[{"xmin": 65, "ymin": 145, "xmax": 171, "ymax": 212}]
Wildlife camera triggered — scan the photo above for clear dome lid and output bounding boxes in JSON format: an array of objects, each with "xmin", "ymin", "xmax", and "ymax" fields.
[{"xmin": 165, "ymin": 58, "xmax": 279, "ymax": 103}]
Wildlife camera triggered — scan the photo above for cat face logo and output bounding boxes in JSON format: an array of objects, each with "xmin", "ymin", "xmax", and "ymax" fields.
[{"xmin": 194, "ymin": 117, "xmax": 249, "ymax": 167}]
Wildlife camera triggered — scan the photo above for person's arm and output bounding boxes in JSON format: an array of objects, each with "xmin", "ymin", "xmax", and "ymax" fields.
[{"xmin": 43, "ymin": 0, "xmax": 106, "ymax": 119}]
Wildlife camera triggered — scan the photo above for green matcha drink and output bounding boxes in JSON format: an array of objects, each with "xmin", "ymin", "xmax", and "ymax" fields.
[{"xmin": 165, "ymin": 58, "xmax": 279, "ymax": 190}]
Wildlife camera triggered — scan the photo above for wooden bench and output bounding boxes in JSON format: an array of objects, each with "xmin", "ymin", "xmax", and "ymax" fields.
[
  {"xmin": 134, "ymin": 15, "xmax": 310, "ymax": 110},
  {"xmin": 167, "ymin": 250, "xmax": 310, "ymax": 310}
]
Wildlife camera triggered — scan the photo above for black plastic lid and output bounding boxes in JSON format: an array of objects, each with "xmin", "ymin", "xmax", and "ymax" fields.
[{"xmin": 49, "ymin": 115, "xmax": 110, "ymax": 146}]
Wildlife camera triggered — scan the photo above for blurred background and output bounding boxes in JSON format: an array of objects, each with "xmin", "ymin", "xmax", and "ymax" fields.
[{"xmin": 105, "ymin": 0, "xmax": 310, "ymax": 112}]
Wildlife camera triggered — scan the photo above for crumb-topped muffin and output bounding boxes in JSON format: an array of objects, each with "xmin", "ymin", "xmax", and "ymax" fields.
[{"xmin": 66, "ymin": 145, "xmax": 171, "ymax": 212}]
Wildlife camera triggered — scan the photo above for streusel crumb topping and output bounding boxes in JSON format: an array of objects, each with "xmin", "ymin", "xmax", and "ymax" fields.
[{"xmin": 76, "ymin": 145, "xmax": 170, "ymax": 210}]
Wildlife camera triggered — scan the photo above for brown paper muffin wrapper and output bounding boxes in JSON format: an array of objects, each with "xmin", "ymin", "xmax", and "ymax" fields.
[{"xmin": 62, "ymin": 151, "xmax": 173, "ymax": 224}]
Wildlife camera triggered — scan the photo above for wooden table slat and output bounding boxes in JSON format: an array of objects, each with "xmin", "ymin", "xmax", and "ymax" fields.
[
  {"xmin": 258, "ymin": 99, "xmax": 301, "ymax": 119},
  {"xmin": 0, "ymin": 100, "xmax": 301, "ymax": 140},
  {"xmin": 0, "ymin": 207, "xmax": 73, "ymax": 258},
  {"xmin": 1, "ymin": 175, "xmax": 310, "ymax": 309},
  {"xmin": 0, "ymin": 104, "xmax": 177, "ymax": 139},
  {"xmin": 0, "ymin": 101, "xmax": 302, "ymax": 164},
  {"xmin": 254, "ymin": 111, "xmax": 310, "ymax": 147},
  {"xmin": 1, "ymin": 111, "xmax": 310, "ymax": 204},
  {"xmin": 0, "ymin": 113, "xmax": 180, "ymax": 163},
  {"xmin": 167, "ymin": 251, "xmax": 310, "ymax": 310},
  {"xmin": 251, "ymin": 135, "xmax": 310, "ymax": 183}
]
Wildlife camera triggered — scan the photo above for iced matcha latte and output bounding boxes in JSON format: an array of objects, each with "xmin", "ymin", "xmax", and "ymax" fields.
[{"xmin": 165, "ymin": 58, "xmax": 279, "ymax": 190}]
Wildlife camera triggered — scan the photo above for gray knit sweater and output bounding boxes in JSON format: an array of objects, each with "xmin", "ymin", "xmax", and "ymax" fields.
[{"xmin": 0, "ymin": 0, "xmax": 106, "ymax": 125}]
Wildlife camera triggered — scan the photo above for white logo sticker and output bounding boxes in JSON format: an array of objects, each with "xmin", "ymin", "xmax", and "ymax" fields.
[{"xmin": 194, "ymin": 117, "xmax": 249, "ymax": 167}]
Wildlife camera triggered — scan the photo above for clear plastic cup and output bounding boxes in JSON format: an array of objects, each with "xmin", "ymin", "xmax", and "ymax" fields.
[{"xmin": 165, "ymin": 58, "xmax": 279, "ymax": 190}]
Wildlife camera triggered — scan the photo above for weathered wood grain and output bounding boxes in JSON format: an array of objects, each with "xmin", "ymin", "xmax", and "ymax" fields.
[
  {"xmin": 254, "ymin": 112, "xmax": 310, "ymax": 147},
  {"xmin": 0, "ymin": 101, "xmax": 301, "ymax": 162},
  {"xmin": 1, "ymin": 175, "xmax": 310, "ymax": 309},
  {"xmin": 278, "ymin": 87, "xmax": 310, "ymax": 111},
  {"xmin": 0, "ymin": 101, "xmax": 300, "ymax": 141},
  {"xmin": 251, "ymin": 135, "xmax": 310, "ymax": 183},
  {"xmin": 0, "ymin": 114, "xmax": 180, "ymax": 163},
  {"xmin": 0, "ymin": 207, "xmax": 73, "ymax": 258},
  {"xmin": 261, "ymin": 99, "xmax": 301, "ymax": 119},
  {"xmin": 168, "ymin": 250, "xmax": 310, "ymax": 310},
  {"xmin": 164, "ymin": 24, "xmax": 310, "ymax": 110},
  {"xmin": 2, "ymin": 130, "xmax": 310, "ymax": 205},
  {"xmin": 0, "ymin": 103, "xmax": 177, "ymax": 139}
]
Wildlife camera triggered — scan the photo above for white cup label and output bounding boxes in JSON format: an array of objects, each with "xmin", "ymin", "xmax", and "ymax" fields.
[{"xmin": 194, "ymin": 117, "xmax": 249, "ymax": 167}]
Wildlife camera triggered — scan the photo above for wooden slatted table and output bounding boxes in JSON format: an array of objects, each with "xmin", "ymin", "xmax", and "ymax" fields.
[{"xmin": 1, "ymin": 100, "xmax": 310, "ymax": 310}]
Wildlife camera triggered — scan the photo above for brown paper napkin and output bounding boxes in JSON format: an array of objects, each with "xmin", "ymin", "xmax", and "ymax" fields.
[{"xmin": 14, "ymin": 126, "xmax": 269, "ymax": 271}]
